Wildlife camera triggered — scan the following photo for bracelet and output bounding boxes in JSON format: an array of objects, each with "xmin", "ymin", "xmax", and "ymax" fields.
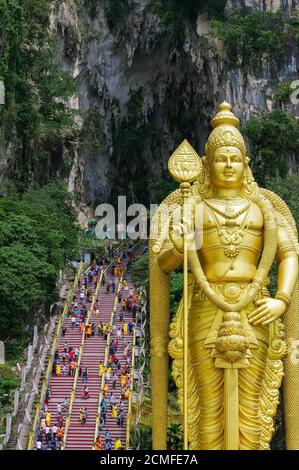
[
  {"xmin": 172, "ymin": 245, "xmax": 184, "ymax": 258},
  {"xmin": 275, "ymin": 291, "xmax": 291, "ymax": 307}
]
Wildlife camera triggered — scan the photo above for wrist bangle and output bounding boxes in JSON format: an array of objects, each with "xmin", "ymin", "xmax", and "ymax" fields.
[
  {"xmin": 275, "ymin": 291, "xmax": 291, "ymax": 307},
  {"xmin": 172, "ymin": 245, "xmax": 183, "ymax": 258}
]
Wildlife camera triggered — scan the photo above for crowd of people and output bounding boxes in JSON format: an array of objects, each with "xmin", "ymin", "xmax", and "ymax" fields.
[
  {"xmin": 34, "ymin": 261, "xmax": 104, "ymax": 450},
  {"xmin": 34, "ymin": 242, "xmax": 144, "ymax": 450},
  {"xmin": 94, "ymin": 271, "xmax": 144, "ymax": 451},
  {"xmin": 35, "ymin": 392, "xmax": 69, "ymax": 450}
]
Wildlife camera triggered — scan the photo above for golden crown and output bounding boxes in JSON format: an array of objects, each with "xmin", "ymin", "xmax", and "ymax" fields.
[{"xmin": 205, "ymin": 102, "xmax": 247, "ymax": 158}]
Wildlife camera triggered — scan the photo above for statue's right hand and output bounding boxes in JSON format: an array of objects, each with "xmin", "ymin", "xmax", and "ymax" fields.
[
  {"xmin": 169, "ymin": 216, "xmax": 195, "ymax": 254},
  {"xmin": 169, "ymin": 222, "xmax": 184, "ymax": 253}
]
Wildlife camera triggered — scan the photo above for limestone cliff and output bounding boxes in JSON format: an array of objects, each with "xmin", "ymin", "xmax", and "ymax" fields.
[{"xmin": 50, "ymin": 0, "xmax": 299, "ymax": 212}]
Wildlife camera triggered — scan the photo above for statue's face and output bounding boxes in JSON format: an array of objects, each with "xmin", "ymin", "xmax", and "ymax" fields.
[{"xmin": 210, "ymin": 146, "xmax": 245, "ymax": 189}]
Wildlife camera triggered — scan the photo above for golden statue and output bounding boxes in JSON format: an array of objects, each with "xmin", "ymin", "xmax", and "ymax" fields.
[{"xmin": 149, "ymin": 102, "xmax": 299, "ymax": 450}]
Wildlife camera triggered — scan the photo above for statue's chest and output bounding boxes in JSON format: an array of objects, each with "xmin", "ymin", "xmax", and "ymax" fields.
[{"xmin": 195, "ymin": 202, "xmax": 264, "ymax": 253}]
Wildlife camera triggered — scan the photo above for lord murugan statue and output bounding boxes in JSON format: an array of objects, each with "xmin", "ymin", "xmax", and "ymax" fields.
[{"xmin": 149, "ymin": 102, "xmax": 299, "ymax": 450}]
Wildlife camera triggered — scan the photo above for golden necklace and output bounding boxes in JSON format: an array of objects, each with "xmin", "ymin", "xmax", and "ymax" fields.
[
  {"xmin": 204, "ymin": 201, "xmax": 252, "ymax": 258},
  {"xmin": 204, "ymin": 198, "xmax": 251, "ymax": 220}
]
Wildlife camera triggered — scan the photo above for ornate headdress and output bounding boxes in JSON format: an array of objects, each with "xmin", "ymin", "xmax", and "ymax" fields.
[
  {"xmin": 197, "ymin": 102, "xmax": 255, "ymax": 198},
  {"xmin": 205, "ymin": 102, "xmax": 247, "ymax": 159}
]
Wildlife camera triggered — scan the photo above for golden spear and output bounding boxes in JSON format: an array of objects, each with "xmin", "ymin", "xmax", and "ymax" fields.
[{"xmin": 168, "ymin": 140, "xmax": 201, "ymax": 449}]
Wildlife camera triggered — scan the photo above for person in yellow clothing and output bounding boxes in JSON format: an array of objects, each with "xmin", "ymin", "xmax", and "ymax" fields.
[
  {"xmin": 99, "ymin": 362, "xmax": 104, "ymax": 377},
  {"xmin": 115, "ymin": 438, "xmax": 122, "ymax": 450},
  {"xmin": 122, "ymin": 279, "xmax": 127, "ymax": 288},
  {"xmin": 95, "ymin": 436, "xmax": 103, "ymax": 450},
  {"xmin": 57, "ymin": 426, "xmax": 64, "ymax": 441},
  {"xmin": 45, "ymin": 411, "xmax": 51, "ymax": 427},
  {"xmin": 56, "ymin": 363, "xmax": 61, "ymax": 376},
  {"xmin": 124, "ymin": 388, "xmax": 129, "ymax": 400},
  {"xmin": 111, "ymin": 404, "xmax": 117, "ymax": 419},
  {"xmin": 105, "ymin": 366, "xmax": 111, "ymax": 381},
  {"xmin": 103, "ymin": 382, "xmax": 108, "ymax": 397},
  {"xmin": 123, "ymin": 322, "xmax": 128, "ymax": 335},
  {"xmin": 120, "ymin": 374, "xmax": 127, "ymax": 388}
]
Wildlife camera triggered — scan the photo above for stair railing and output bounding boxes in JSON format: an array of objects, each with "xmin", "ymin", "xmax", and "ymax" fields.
[
  {"xmin": 125, "ymin": 322, "xmax": 137, "ymax": 449},
  {"xmin": 27, "ymin": 261, "xmax": 83, "ymax": 450}
]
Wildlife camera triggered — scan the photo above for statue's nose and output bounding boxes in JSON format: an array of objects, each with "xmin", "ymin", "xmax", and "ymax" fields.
[{"xmin": 225, "ymin": 157, "xmax": 232, "ymax": 168}]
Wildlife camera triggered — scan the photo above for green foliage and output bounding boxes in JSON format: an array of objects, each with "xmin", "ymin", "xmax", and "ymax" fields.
[
  {"xmin": 153, "ymin": 0, "xmax": 225, "ymax": 47},
  {"xmin": 130, "ymin": 424, "xmax": 152, "ymax": 450},
  {"xmin": 0, "ymin": 363, "xmax": 20, "ymax": 408},
  {"xmin": 242, "ymin": 110, "xmax": 299, "ymax": 184},
  {"xmin": 79, "ymin": 109, "xmax": 102, "ymax": 154},
  {"xmin": 170, "ymin": 271, "xmax": 183, "ymax": 318},
  {"xmin": 286, "ymin": 15, "xmax": 299, "ymax": 46},
  {"xmin": 0, "ymin": 0, "xmax": 77, "ymax": 190},
  {"xmin": 265, "ymin": 175, "xmax": 299, "ymax": 327},
  {"xmin": 265, "ymin": 175, "xmax": 299, "ymax": 226},
  {"xmin": 167, "ymin": 423, "xmax": 183, "ymax": 450},
  {"xmin": 128, "ymin": 252, "xmax": 149, "ymax": 292},
  {"xmin": 210, "ymin": 10, "xmax": 286, "ymax": 67},
  {"xmin": 0, "ymin": 181, "xmax": 80, "ymax": 358},
  {"xmin": 149, "ymin": 176, "xmax": 178, "ymax": 205},
  {"xmin": 130, "ymin": 423, "xmax": 183, "ymax": 450},
  {"xmin": 273, "ymin": 81, "xmax": 293, "ymax": 105},
  {"xmin": 104, "ymin": 0, "xmax": 131, "ymax": 30}
]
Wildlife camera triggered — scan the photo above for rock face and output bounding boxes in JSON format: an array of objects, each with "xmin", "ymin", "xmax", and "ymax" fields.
[{"xmin": 51, "ymin": 0, "xmax": 299, "ymax": 209}]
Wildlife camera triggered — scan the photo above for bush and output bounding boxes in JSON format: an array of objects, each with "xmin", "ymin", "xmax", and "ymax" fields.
[
  {"xmin": 210, "ymin": 10, "xmax": 286, "ymax": 67},
  {"xmin": 0, "ymin": 181, "xmax": 80, "ymax": 359},
  {"xmin": 273, "ymin": 81, "xmax": 294, "ymax": 105},
  {"xmin": 0, "ymin": 363, "xmax": 20, "ymax": 408},
  {"xmin": 130, "ymin": 424, "xmax": 152, "ymax": 450},
  {"xmin": 265, "ymin": 174, "xmax": 299, "ymax": 226},
  {"xmin": 167, "ymin": 423, "xmax": 183, "ymax": 450},
  {"xmin": 128, "ymin": 252, "xmax": 149, "ymax": 293},
  {"xmin": 153, "ymin": 0, "xmax": 225, "ymax": 47},
  {"xmin": 170, "ymin": 271, "xmax": 183, "ymax": 318},
  {"xmin": 242, "ymin": 110, "xmax": 299, "ymax": 184}
]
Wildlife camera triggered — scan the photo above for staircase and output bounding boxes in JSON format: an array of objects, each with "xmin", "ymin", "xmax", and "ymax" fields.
[
  {"xmin": 65, "ymin": 260, "xmax": 135, "ymax": 450},
  {"xmin": 42, "ymin": 279, "xmax": 96, "ymax": 435},
  {"xmin": 33, "ymin": 242, "xmax": 143, "ymax": 451},
  {"xmin": 64, "ymin": 277, "xmax": 118, "ymax": 450}
]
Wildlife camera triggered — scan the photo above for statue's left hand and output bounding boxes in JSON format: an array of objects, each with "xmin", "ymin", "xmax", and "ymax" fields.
[{"xmin": 248, "ymin": 298, "xmax": 286, "ymax": 326}]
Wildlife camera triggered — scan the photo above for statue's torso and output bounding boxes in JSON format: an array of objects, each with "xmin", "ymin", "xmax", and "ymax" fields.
[{"xmin": 196, "ymin": 199, "xmax": 264, "ymax": 282}]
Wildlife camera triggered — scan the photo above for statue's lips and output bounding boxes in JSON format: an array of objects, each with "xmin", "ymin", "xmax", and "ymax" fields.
[{"xmin": 223, "ymin": 171, "xmax": 235, "ymax": 176}]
